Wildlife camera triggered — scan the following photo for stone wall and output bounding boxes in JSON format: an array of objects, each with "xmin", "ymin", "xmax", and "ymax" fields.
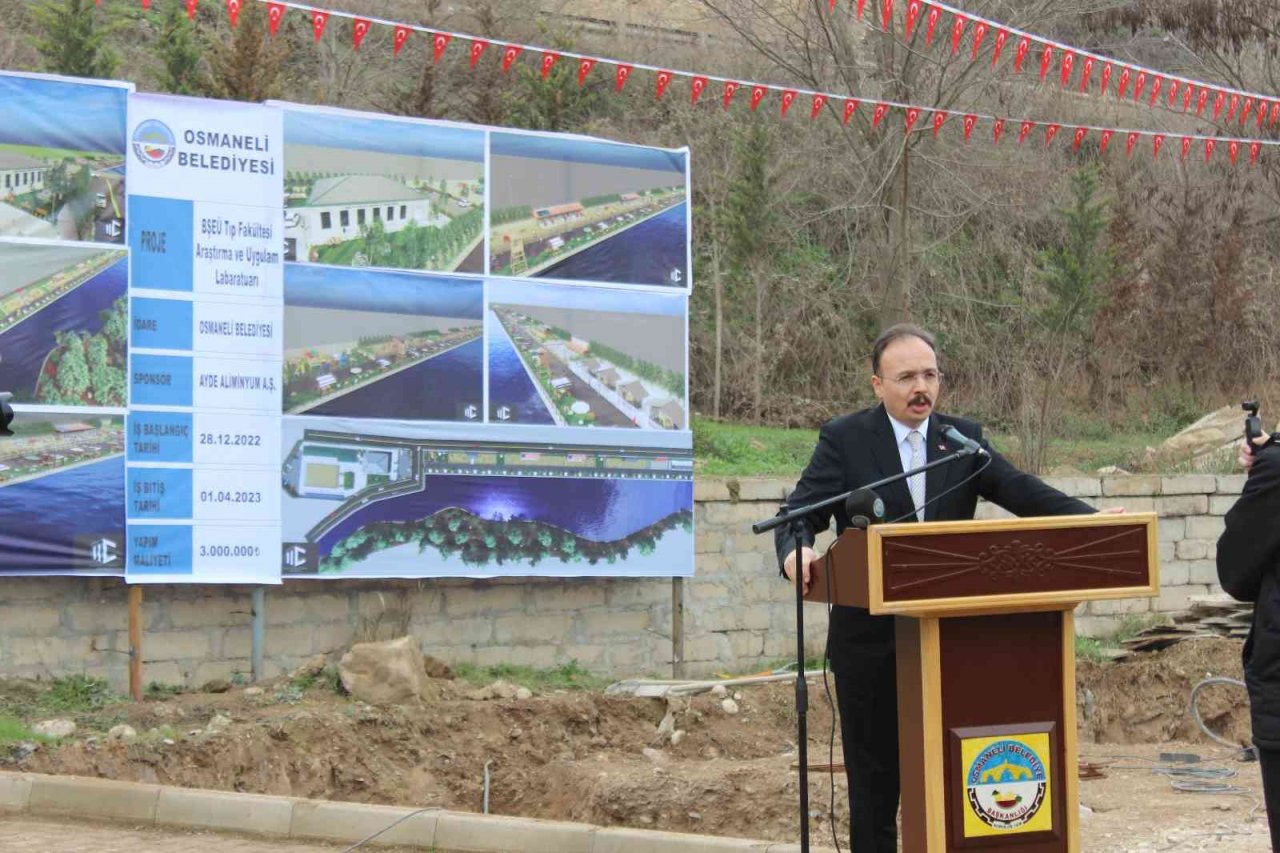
[{"xmin": 0, "ymin": 475, "xmax": 1244, "ymax": 692}]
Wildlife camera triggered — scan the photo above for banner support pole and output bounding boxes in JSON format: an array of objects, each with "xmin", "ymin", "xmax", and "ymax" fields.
[
  {"xmin": 251, "ymin": 587, "xmax": 266, "ymax": 682},
  {"xmin": 128, "ymin": 586, "xmax": 143, "ymax": 702}
]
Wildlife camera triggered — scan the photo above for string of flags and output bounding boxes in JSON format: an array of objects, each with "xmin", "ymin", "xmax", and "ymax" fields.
[{"xmin": 109, "ymin": 0, "xmax": 1280, "ymax": 166}]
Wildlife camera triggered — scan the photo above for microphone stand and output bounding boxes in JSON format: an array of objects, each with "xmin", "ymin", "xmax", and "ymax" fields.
[{"xmin": 751, "ymin": 446, "xmax": 977, "ymax": 852}]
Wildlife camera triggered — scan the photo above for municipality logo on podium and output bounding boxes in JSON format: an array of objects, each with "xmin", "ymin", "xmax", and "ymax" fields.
[{"xmin": 962, "ymin": 733, "xmax": 1052, "ymax": 836}]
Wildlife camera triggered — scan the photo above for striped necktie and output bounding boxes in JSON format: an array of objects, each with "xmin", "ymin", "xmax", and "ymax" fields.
[{"xmin": 907, "ymin": 429, "xmax": 925, "ymax": 522}]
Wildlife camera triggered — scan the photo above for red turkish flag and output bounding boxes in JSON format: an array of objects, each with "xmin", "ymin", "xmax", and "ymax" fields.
[
  {"xmin": 722, "ymin": 80, "xmax": 740, "ymax": 110},
  {"xmin": 1124, "ymin": 131, "xmax": 1138, "ymax": 157},
  {"xmin": 432, "ymin": 33, "xmax": 452, "ymax": 64},
  {"xmin": 141, "ymin": 0, "xmax": 150, "ymax": 8},
  {"xmin": 931, "ymin": 110, "xmax": 947, "ymax": 136},
  {"xmin": 991, "ymin": 29, "xmax": 1009, "ymax": 65},
  {"xmin": 655, "ymin": 70, "xmax": 674, "ymax": 98},
  {"xmin": 904, "ymin": 105, "xmax": 921, "ymax": 131},
  {"xmin": 1148, "ymin": 75, "xmax": 1162, "ymax": 106},
  {"xmin": 925, "ymin": 6, "xmax": 942, "ymax": 47},
  {"xmin": 185, "ymin": 0, "xmax": 197, "ymax": 20},
  {"xmin": 1250, "ymin": 141, "xmax": 1262, "ymax": 165},
  {"xmin": 1271, "ymin": 101, "xmax": 1280, "ymax": 127},
  {"xmin": 992, "ymin": 117, "xmax": 1005, "ymax": 143},
  {"xmin": 1059, "ymin": 51, "xmax": 1074, "ymax": 87},
  {"xmin": 779, "ymin": 89, "xmax": 798, "ymax": 116},
  {"xmin": 881, "ymin": 0, "xmax": 894, "ymax": 30},
  {"xmin": 1212, "ymin": 90, "xmax": 1226, "ymax": 120},
  {"xmin": 351, "ymin": 18, "xmax": 371, "ymax": 50},
  {"xmin": 502, "ymin": 45, "xmax": 523, "ymax": 73},
  {"xmin": 904, "ymin": 0, "xmax": 923, "ymax": 38},
  {"xmin": 811, "ymin": 93, "xmax": 828, "ymax": 120},
  {"xmin": 856, "ymin": 0, "xmax": 867, "ymax": 17},
  {"xmin": 1196, "ymin": 88, "xmax": 1208, "ymax": 116},
  {"xmin": 950, "ymin": 14, "xmax": 966, "ymax": 57},
  {"xmin": 225, "ymin": 0, "xmax": 241, "ymax": 27},
  {"xmin": 392, "ymin": 26, "xmax": 410, "ymax": 55},
  {"xmin": 1167, "ymin": 79, "xmax": 1180, "ymax": 107},
  {"xmin": 1039, "ymin": 44, "xmax": 1053, "ymax": 82},
  {"xmin": 1014, "ymin": 35, "xmax": 1030, "ymax": 72},
  {"xmin": 1180, "ymin": 136, "xmax": 1192, "ymax": 160},
  {"xmin": 1152, "ymin": 133, "xmax": 1165, "ymax": 158},
  {"xmin": 970, "ymin": 21, "xmax": 988, "ymax": 60},
  {"xmin": 1044, "ymin": 123, "xmax": 1061, "ymax": 146},
  {"xmin": 1257, "ymin": 99, "xmax": 1268, "ymax": 129},
  {"xmin": 1182, "ymin": 84, "xmax": 1194, "ymax": 111},
  {"xmin": 612, "ymin": 63, "xmax": 631, "ymax": 90},
  {"xmin": 690, "ymin": 76, "xmax": 708, "ymax": 104},
  {"xmin": 871, "ymin": 102, "xmax": 890, "ymax": 128},
  {"xmin": 844, "ymin": 98, "xmax": 860, "ymax": 124},
  {"xmin": 1099, "ymin": 129, "xmax": 1114, "ymax": 153},
  {"xmin": 310, "ymin": 9, "xmax": 328, "ymax": 41},
  {"xmin": 266, "ymin": 1, "xmax": 284, "ymax": 35},
  {"xmin": 962, "ymin": 113, "xmax": 977, "ymax": 140},
  {"xmin": 749, "ymin": 85, "xmax": 768, "ymax": 112},
  {"xmin": 1240, "ymin": 96, "xmax": 1254, "ymax": 125},
  {"xmin": 1017, "ymin": 119, "xmax": 1035, "ymax": 144},
  {"xmin": 1079, "ymin": 56, "xmax": 1094, "ymax": 92},
  {"xmin": 1100, "ymin": 62, "xmax": 1112, "ymax": 95},
  {"xmin": 1116, "ymin": 67, "xmax": 1130, "ymax": 98},
  {"xmin": 1226, "ymin": 93, "xmax": 1239, "ymax": 121},
  {"xmin": 1072, "ymin": 126, "xmax": 1087, "ymax": 151},
  {"xmin": 469, "ymin": 39, "xmax": 489, "ymax": 68},
  {"xmin": 1204, "ymin": 138, "xmax": 1217, "ymax": 162},
  {"xmin": 576, "ymin": 58, "xmax": 596, "ymax": 85},
  {"xmin": 1132, "ymin": 69, "xmax": 1147, "ymax": 101},
  {"xmin": 540, "ymin": 52, "xmax": 560, "ymax": 79},
  {"xmin": 828, "ymin": 0, "xmax": 836, "ymax": 9},
  {"xmin": 1228, "ymin": 139, "xmax": 1239, "ymax": 165}
]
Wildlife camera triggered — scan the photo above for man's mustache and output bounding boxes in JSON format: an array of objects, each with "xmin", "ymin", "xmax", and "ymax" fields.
[{"xmin": 909, "ymin": 394, "xmax": 932, "ymax": 406}]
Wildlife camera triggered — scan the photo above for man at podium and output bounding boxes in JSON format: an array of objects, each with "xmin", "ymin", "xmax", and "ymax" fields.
[{"xmin": 776, "ymin": 323, "xmax": 1097, "ymax": 853}]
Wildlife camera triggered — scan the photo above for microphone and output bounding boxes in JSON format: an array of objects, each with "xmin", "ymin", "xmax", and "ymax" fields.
[
  {"xmin": 844, "ymin": 487, "xmax": 885, "ymax": 528},
  {"xmin": 942, "ymin": 425, "xmax": 989, "ymax": 457}
]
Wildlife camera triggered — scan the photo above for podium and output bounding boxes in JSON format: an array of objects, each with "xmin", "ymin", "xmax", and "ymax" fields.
[{"xmin": 806, "ymin": 512, "xmax": 1158, "ymax": 852}]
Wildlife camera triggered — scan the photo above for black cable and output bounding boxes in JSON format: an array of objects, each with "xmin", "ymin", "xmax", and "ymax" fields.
[
  {"xmin": 883, "ymin": 453, "xmax": 995, "ymax": 525},
  {"xmin": 821, "ymin": 539, "xmax": 842, "ymax": 853},
  {"xmin": 340, "ymin": 806, "xmax": 440, "ymax": 851}
]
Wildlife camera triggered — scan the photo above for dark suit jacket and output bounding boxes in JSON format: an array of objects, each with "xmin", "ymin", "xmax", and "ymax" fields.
[{"xmin": 776, "ymin": 404, "xmax": 1095, "ymax": 665}]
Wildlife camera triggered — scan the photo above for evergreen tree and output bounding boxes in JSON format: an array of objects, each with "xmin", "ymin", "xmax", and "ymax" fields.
[
  {"xmin": 32, "ymin": 0, "xmax": 118, "ymax": 79},
  {"xmin": 155, "ymin": 1, "xmax": 203, "ymax": 95}
]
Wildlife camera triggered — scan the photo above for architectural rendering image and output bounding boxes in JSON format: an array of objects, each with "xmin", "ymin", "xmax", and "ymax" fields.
[
  {"xmin": 283, "ymin": 265, "xmax": 483, "ymax": 421},
  {"xmin": 0, "ymin": 74, "xmax": 127, "ymax": 244},
  {"xmin": 487, "ymin": 279, "xmax": 686, "ymax": 430},
  {"xmin": 489, "ymin": 132, "xmax": 689, "ymax": 287},
  {"xmin": 281, "ymin": 423, "xmax": 693, "ymax": 577},
  {"xmin": 0, "ymin": 243, "xmax": 128, "ymax": 407},
  {"xmin": 282, "ymin": 106, "xmax": 485, "ymax": 273}
]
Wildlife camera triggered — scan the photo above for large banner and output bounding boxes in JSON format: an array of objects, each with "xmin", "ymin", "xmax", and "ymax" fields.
[{"xmin": 0, "ymin": 75, "xmax": 693, "ymax": 582}]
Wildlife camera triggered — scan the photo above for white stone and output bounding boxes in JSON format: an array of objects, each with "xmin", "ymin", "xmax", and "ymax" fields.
[
  {"xmin": 670, "ymin": 730, "xmax": 686, "ymax": 747},
  {"xmin": 642, "ymin": 747, "xmax": 668, "ymax": 764},
  {"xmin": 107, "ymin": 725, "xmax": 137, "ymax": 742},
  {"xmin": 710, "ymin": 685, "xmax": 728, "ymax": 698},
  {"xmin": 721, "ymin": 698, "xmax": 740, "ymax": 715},
  {"xmin": 514, "ymin": 687, "xmax": 533, "ymax": 701},
  {"xmin": 205, "ymin": 713, "xmax": 232, "ymax": 734},
  {"xmin": 32, "ymin": 719, "xmax": 75, "ymax": 738},
  {"xmin": 243, "ymin": 686, "xmax": 265, "ymax": 697}
]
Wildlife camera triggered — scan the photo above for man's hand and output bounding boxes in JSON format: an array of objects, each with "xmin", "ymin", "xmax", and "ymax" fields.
[
  {"xmin": 783, "ymin": 546, "xmax": 818, "ymax": 595},
  {"xmin": 1240, "ymin": 435, "xmax": 1271, "ymax": 472}
]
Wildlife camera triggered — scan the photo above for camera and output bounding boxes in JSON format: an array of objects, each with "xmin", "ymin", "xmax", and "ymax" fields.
[{"xmin": 1242, "ymin": 400, "xmax": 1280, "ymax": 451}]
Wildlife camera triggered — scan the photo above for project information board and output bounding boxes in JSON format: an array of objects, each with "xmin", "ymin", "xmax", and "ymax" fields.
[{"xmin": 0, "ymin": 73, "xmax": 693, "ymax": 583}]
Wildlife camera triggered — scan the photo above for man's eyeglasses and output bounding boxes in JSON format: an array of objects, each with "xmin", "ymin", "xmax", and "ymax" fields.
[{"xmin": 880, "ymin": 370, "xmax": 943, "ymax": 387}]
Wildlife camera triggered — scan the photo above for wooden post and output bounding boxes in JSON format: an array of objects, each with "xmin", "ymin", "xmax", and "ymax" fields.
[
  {"xmin": 671, "ymin": 577, "xmax": 684, "ymax": 679},
  {"xmin": 128, "ymin": 585, "xmax": 143, "ymax": 702}
]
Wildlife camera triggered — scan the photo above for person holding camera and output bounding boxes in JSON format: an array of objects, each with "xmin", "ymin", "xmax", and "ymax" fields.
[{"xmin": 1217, "ymin": 432, "xmax": 1280, "ymax": 849}]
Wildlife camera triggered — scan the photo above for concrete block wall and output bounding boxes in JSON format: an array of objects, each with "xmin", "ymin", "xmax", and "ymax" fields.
[{"xmin": 0, "ymin": 475, "xmax": 1244, "ymax": 691}]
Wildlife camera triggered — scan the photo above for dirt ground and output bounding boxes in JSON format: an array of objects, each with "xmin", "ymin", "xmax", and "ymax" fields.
[{"xmin": 0, "ymin": 638, "xmax": 1267, "ymax": 850}]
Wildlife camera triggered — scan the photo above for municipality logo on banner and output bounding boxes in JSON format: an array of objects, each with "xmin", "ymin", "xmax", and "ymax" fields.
[
  {"xmin": 132, "ymin": 119, "xmax": 176, "ymax": 168},
  {"xmin": 962, "ymin": 734, "xmax": 1053, "ymax": 836}
]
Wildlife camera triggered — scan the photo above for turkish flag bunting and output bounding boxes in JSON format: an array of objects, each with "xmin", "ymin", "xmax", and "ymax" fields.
[
  {"xmin": 576, "ymin": 58, "xmax": 596, "ymax": 85},
  {"xmin": 828, "ymin": 0, "xmax": 836, "ymax": 9},
  {"xmin": 1182, "ymin": 84, "xmax": 1194, "ymax": 112},
  {"xmin": 992, "ymin": 117, "xmax": 1005, "ymax": 143},
  {"xmin": 432, "ymin": 33, "xmax": 452, "ymax": 64},
  {"xmin": 925, "ymin": 6, "xmax": 942, "ymax": 47},
  {"xmin": 1204, "ymin": 138, "xmax": 1217, "ymax": 162},
  {"xmin": 226, "ymin": 0, "xmax": 241, "ymax": 27},
  {"xmin": 1072, "ymin": 126, "xmax": 1087, "ymax": 150},
  {"xmin": 962, "ymin": 113, "xmax": 977, "ymax": 140},
  {"xmin": 1212, "ymin": 90, "xmax": 1226, "ymax": 121},
  {"xmin": 1270, "ymin": 101, "xmax": 1280, "ymax": 126},
  {"xmin": 352, "ymin": 18, "xmax": 371, "ymax": 50},
  {"xmin": 844, "ymin": 98, "xmax": 860, "ymax": 124},
  {"xmin": 871, "ymin": 102, "xmax": 890, "ymax": 128},
  {"xmin": 1226, "ymin": 93, "xmax": 1239, "ymax": 121},
  {"xmin": 1100, "ymin": 62, "xmax": 1112, "ymax": 95},
  {"xmin": 1196, "ymin": 88, "xmax": 1208, "ymax": 116},
  {"xmin": 185, "ymin": 0, "xmax": 197, "ymax": 19},
  {"xmin": 1014, "ymin": 35, "xmax": 1030, "ymax": 72},
  {"xmin": 1180, "ymin": 136, "xmax": 1191, "ymax": 160},
  {"xmin": 1250, "ymin": 141, "xmax": 1262, "ymax": 165},
  {"xmin": 1240, "ymin": 96, "xmax": 1254, "ymax": 125},
  {"xmin": 612, "ymin": 63, "xmax": 631, "ymax": 90},
  {"xmin": 690, "ymin": 76, "xmax": 708, "ymax": 104},
  {"xmin": 1132, "ymin": 69, "xmax": 1147, "ymax": 101},
  {"xmin": 393, "ymin": 26, "xmax": 410, "ymax": 55},
  {"xmin": 1257, "ymin": 100, "xmax": 1267, "ymax": 128},
  {"xmin": 992, "ymin": 29, "xmax": 1009, "ymax": 65},
  {"xmin": 1152, "ymin": 134, "xmax": 1165, "ymax": 158},
  {"xmin": 1039, "ymin": 44, "xmax": 1053, "ymax": 82},
  {"xmin": 1167, "ymin": 79, "xmax": 1180, "ymax": 107},
  {"xmin": 1148, "ymin": 75, "xmax": 1162, "ymax": 106},
  {"xmin": 141, "ymin": 0, "xmax": 150, "ymax": 7},
  {"xmin": 1017, "ymin": 119, "xmax": 1035, "ymax": 144},
  {"xmin": 881, "ymin": 0, "xmax": 894, "ymax": 31},
  {"xmin": 1228, "ymin": 139, "xmax": 1239, "ymax": 165},
  {"xmin": 811, "ymin": 93, "xmax": 828, "ymax": 120},
  {"xmin": 1044, "ymin": 123, "xmax": 1061, "ymax": 145},
  {"xmin": 1116, "ymin": 67, "xmax": 1130, "ymax": 98},
  {"xmin": 1059, "ymin": 51, "xmax": 1074, "ymax": 87},
  {"xmin": 722, "ymin": 80, "xmax": 739, "ymax": 110},
  {"xmin": 266, "ymin": 1, "xmax": 284, "ymax": 35},
  {"xmin": 1124, "ymin": 131, "xmax": 1138, "ymax": 157},
  {"xmin": 950, "ymin": 14, "xmax": 966, "ymax": 57},
  {"xmin": 1079, "ymin": 56, "xmax": 1093, "ymax": 92},
  {"xmin": 779, "ymin": 89, "xmax": 798, "ymax": 116},
  {"xmin": 502, "ymin": 45, "xmax": 523, "ymax": 73},
  {"xmin": 749, "ymin": 85, "xmax": 768, "ymax": 112},
  {"xmin": 540, "ymin": 52, "xmax": 560, "ymax": 79},
  {"xmin": 904, "ymin": 105, "xmax": 921, "ymax": 131},
  {"xmin": 655, "ymin": 70, "xmax": 674, "ymax": 98},
  {"xmin": 931, "ymin": 110, "xmax": 947, "ymax": 136},
  {"xmin": 905, "ymin": 0, "xmax": 923, "ymax": 38},
  {"xmin": 310, "ymin": 9, "xmax": 328, "ymax": 41},
  {"xmin": 1099, "ymin": 129, "xmax": 1113, "ymax": 153},
  {"xmin": 469, "ymin": 39, "xmax": 489, "ymax": 68},
  {"xmin": 856, "ymin": 0, "xmax": 866, "ymax": 17},
  {"xmin": 971, "ymin": 21, "xmax": 988, "ymax": 60}
]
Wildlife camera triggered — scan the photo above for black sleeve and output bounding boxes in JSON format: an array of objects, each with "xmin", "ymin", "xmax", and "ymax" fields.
[
  {"xmin": 774, "ymin": 421, "xmax": 845, "ymax": 571},
  {"xmin": 1218, "ymin": 446, "xmax": 1280, "ymax": 602},
  {"xmin": 972, "ymin": 424, "xmax": 1096, "ymax": 517}
]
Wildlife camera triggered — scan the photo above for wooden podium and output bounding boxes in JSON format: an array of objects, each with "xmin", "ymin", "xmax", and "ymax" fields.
[{"xmin": 806, "ymin": 512, "xmax": 1158, "ymax": 852}]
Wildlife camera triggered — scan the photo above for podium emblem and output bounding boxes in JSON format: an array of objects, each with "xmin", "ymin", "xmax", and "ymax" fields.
[{"xmin": 962, "ymin": 734, "xmax": 1052, "ymax": 836}]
